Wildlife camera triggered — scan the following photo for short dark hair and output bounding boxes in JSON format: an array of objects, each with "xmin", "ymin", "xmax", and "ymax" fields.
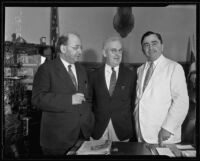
[
  {"xmin": 141, "ymin": 31, "xmax": 163, "ymax": 45},
  {"xmin": 56, "ymin": 35, "xmax": 68, "ymax": 53}
]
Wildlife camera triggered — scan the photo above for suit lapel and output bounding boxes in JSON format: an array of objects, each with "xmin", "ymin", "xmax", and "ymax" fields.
[
  {"xmin": 99, "ymin": 65, "xmax": 110, "ymax": 97},
  {"xmin": 137, "ymin": 65, "xmax": 145, "ymax": 97},
  {"xmin": 142, "ymin": 55, "xmax": 165, "ymax": 94},
  {"xmin": 75, "ymin": 63, "xmax": 85, "ymax": 92}
]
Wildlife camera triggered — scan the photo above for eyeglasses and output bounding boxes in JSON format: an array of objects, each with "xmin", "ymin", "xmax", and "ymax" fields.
[
  {"xmin": 109, "ymin": 48, "xmax": 123, "ymax": 54},
  {"xmin": 69, "ymin": 45, "xmax": 83, "ymax": 51},
  {"xmin": 142, "ymin": 41, "xmax": 159, "ymax": 49}
]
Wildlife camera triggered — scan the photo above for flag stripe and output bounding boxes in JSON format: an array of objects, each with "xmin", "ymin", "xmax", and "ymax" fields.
[
  {"xmin": 50, "ymin": 7, "xmax": 59, "ymax": 59},
  {"xmin": 50, "ymin": 7, "xmax": 59, "ymax": 47}
]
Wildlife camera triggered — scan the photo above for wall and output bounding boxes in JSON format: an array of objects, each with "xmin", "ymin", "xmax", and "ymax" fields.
[
  {"xmin": 5, "ymin": 7, "xmax": 50, "ymax": 45},
  {"xmin": 5, "ymin": 5, "xmax": 196, "ymax": 63}
]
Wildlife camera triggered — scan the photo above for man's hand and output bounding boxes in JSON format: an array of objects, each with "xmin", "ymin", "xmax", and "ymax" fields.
[
  {"xmin": 72, "ymin": 93, "xmax": 85, "ymax": 105},
  {"xmin": 158, "ymin": 128, "xmax": 172, "ymax": 147}
]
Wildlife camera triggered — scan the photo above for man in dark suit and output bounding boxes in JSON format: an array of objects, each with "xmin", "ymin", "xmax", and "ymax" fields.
[
  {"xmin": 32, "ymin": 33, "xmax": 94, "ymax": 157},
  {"xmin": 89, "ymin": 36, "xmax": 137, "ymax": 142}
]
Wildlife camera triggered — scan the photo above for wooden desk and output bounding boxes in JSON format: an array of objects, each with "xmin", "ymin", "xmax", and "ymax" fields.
[
  {"xmin": 111, "ymin": 142, "xmax": 151, "ymax": 155},
  {"xmin": 67, "ymin": 141, "xmax": 196, "ymax": 157}
]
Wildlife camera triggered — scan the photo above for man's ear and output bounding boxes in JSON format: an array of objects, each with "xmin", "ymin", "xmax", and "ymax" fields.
[
  {"xmin": 141, "ymin": 46, "xmax": 145, "ymax": 54},
  {"xmin": 102, "ymin": 49, "xmax": 107, "ymax": 57},
  {"xmin": 161, "ymin": 44, "xmax": 164, "ymax": 53},
  {"xmin": 60, "ymin": 45, "xmax": 66, "ymax": 53}
]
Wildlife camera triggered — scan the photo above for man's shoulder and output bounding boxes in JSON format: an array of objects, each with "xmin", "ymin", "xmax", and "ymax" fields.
[
  {"xmin": 75, "ymin": 62, "xmax": 87, "ymax": 72},
  {"xmin": 38, "ymin": 58, "xmax": 53, "ymax": 68},
  {"xmin": 163, "ymin": 56, "xmax": 181, "ymax": 68},
  {"xmin": 91, "ymin": 64, "xmax": 104, "ymax": 72},
  {"xmin": 88, "ymin": 64, "xmax": 104, "ymax": 80},
  {"xmin": 137, "ymin": 63, "xmax": 145, "ymax": 71},
  {"xmin": 121, "ymin": 63, "xmax": 136, "ymax": 74},
  {"xmin": 157, "ymin": 56, "xmax": 185, "ymax": 76},
  {"xmin": 75, "ymin": 62, "xmax": 84, "ymax": 68}
]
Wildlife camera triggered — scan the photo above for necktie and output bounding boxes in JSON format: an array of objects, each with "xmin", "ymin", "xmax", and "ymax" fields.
[
  {"xmin": 143, "ymin": 62, "xmax": 154, "ymax": 92},
  {"xmin": 68, "ymin": 65, "xmax": 78, "ymax": 90},
  {"xmin": 109, "ymin": 67, "xmax": 117, "ymax": 96}
]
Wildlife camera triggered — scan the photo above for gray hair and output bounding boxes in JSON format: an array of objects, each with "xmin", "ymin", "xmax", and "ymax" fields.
[{"xmin": 102, "ymin": 36, "xmax": 123, "ymax": 50}]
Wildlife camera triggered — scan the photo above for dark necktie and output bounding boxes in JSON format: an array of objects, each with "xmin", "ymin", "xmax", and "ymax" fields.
[
  {"xmin": 109, "ymin": 67, "xmax": 117, "ymax": 96},
  {"xmin": 68, "ymin": 65, "xmax": 78, "ymax": 90},
  {"xmin": 143, "ymin": 62, "xmax": 154, "ymax": 92}
]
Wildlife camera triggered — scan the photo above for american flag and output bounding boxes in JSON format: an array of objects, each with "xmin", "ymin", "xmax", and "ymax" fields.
[
  {"xmin": 50, "ymin": 7, "xmax": 59, "ymax": 59},
  {"xmin": 186, "ymin": 34, "xmax": 196, "ymax": 67},
  {"xmin": 190, "ymin": 34, "xmax": 196, "ymax": 64}
]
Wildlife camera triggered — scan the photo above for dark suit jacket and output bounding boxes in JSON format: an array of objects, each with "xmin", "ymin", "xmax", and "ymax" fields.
[
  {"xmin": 89, "ymin": 63, "xmax": 137, "ymax": 141},
  {"xmin": 32, "ymin": 57, "xmax": 94, "ymax": 150}
]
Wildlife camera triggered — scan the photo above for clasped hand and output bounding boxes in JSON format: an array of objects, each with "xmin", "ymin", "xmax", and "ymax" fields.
[{"xmin": 158, "ymin": 128, "xmax": 172, "ymax": 147}]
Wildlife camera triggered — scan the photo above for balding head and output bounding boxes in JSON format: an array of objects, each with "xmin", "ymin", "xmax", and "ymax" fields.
[{"xmin": 103, "ymin": 36, "xmax": 123, "ymax": 50}]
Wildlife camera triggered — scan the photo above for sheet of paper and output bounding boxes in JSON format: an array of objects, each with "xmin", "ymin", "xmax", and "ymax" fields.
[
  {"xmin": 149, "ymin": 148, "xmax": 157, "ymax": 155},
  {"xmin": 176, "ymin": 144, "xmax": 194, "ymax": 150},
  {"xmin": 76, "ymin": 140, "xmax": 112, "ymax": 155},
  {"xmin": 181, "ymin": 150, "xmax": 196, "ymax": 157},
  {"xmin": 156, "ymin": 147, "xmax": 175, "ymax": 157}
]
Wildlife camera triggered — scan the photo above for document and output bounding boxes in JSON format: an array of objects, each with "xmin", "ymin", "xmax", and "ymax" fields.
[
  {"xmin": 156, "ymin": 147, "xmax": 175, "ymax": 157},
  {"xmin": 76, "ymin": 140, "xmax": 112, "ymax": 155},
  {"xmin": 181, "ymin": 150, "xmax": 196, "ymax": 157},
  {"xmin": 176, "ymin": 144, "xmax": 194, "ymax": 150}
]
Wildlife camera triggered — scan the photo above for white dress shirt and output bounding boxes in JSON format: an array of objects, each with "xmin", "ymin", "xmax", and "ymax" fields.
[
  {"xmin": 60, "ymin": 57, "xmax": 78, "ymax": 86},
  {"xmin": 104, "ymin": 64, "xmax": 119, "ymax": 90},
  {"xmin": 40, "ymin": 56, "xmax": 46, "ymax": 65}
]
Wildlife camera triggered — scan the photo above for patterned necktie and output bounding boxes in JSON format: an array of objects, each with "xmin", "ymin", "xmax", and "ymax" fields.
[
  {"xmin": 109, "ymin": 67, "xmax": 117, "ymax": 96},
  {"xmin": 68, "ymin": 65, "xmax": 78, "ymax": 90},
  {"xmin": 143, "ymin": 62, "xmax": 154, "ymax": 92}
]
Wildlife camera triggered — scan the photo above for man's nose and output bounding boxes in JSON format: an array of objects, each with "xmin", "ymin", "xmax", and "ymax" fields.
[
  {"xmin": 148, "ymin": 44, "xmax": 154, "ymax": 50},
  {"xmin": 77, "ymin": 47, "xmax": 82, "ymax": 54}
]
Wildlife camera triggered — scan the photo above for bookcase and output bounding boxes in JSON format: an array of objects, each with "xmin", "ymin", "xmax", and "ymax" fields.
[{"xmin": 4, "ymin": 41, "xmax": 53, "ymax": 158}]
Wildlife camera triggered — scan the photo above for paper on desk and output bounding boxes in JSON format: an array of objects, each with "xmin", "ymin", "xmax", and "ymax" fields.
[
  {"xmin": 76, "ymin": 140, "xmax": 112, "ymax": 155},
  {"xmin": 181, "ymin": 150, "xmax": 196, "ymax": 157},
  {"xmin": 156, "ymin": 147, "xmax": 175, "ymax": 157},
  {"xmin": 176, "ymin": 144, "xmax": 194, "ymax": 150}
]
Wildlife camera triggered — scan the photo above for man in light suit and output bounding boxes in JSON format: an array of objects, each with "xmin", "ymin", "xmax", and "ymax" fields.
[
  {"xmin": 32, "ymin": 33, "xmax": 94, "ymax": 157},
  {"xmin": 89, "ymin": 36, "xmax": 137, "ymax": 142},
  {"xmin": 134, "ymin": 31, "xmax": 189, "ymax": 146}
]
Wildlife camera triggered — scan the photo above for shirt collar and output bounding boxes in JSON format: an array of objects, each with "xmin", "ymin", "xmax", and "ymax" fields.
[
  {"xmin": 105, "ymin": 64, "xmax": 119, "ymax": 73},
  {"xmin": 60, "ymin": 57, "xmax": 74, "ymax": 69},
  {"xmin": 145, "ymin": 54, "xmax": 163, "ymax": 68}
]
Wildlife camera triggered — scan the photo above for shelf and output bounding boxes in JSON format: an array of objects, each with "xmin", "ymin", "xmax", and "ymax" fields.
[
  {"xmin": 5, "ymin": 41, "xmax": 54, "ymax": 56},
  {"xmin": 4, "ymin": 76, "xmax": 27, "ymax": 80},
  {"xmin": 4, "ymin": 64, "xmax": 22, "ymax": 68},
  {"xmin": 21, "ymin": 64, "xmax": 38, "ymax": 67}
]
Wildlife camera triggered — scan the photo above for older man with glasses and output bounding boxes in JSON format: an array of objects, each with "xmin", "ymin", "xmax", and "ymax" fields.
[
  {"xmin": 32, "ymin": 33, "xmax": 94, "ymax": 157},
  {"xmin": 89, "ymin": 36, "xmax": 137, "ymax": 142}
]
